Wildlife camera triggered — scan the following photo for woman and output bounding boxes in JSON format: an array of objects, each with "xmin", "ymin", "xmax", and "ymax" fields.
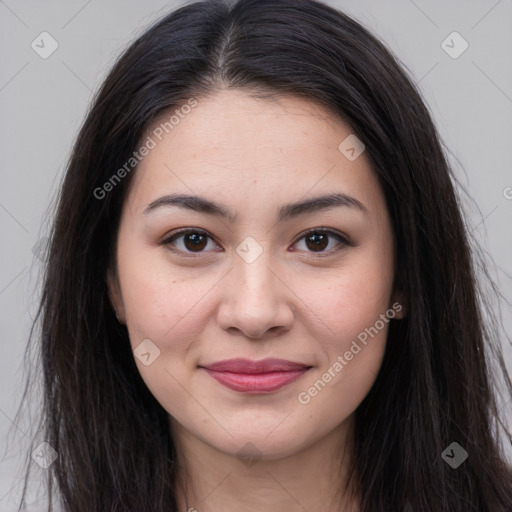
[{"xmin": 15, "ymin": 0, "xmax": 512, "ymax": 510}]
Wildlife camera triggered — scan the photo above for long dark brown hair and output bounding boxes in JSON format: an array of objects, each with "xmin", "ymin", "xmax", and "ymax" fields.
[{"xmin": 12, "ymin": 0, "xmax": 512, "ymax": 510}]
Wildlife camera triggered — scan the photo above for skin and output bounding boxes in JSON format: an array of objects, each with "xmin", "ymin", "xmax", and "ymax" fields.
[{"xmin": 107, "ymin": 89, "xmax": 405, "ymax": 512}]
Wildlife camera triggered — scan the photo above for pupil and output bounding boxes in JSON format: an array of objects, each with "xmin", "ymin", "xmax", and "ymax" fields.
[
  {"xmin": 307, "ymin": 233, "xmax": 328, "ymax": 251},
  {"xmin": 185, "ymin": 233, "xmax": 207, "ymax": 251}
]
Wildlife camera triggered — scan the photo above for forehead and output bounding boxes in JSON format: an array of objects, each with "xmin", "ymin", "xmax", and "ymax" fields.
[
  {"xmin": 149, "ymin": 89, "xmax": 349, "ymax": 158},
  {"xmin": 126, "ymin": 89, "xmax": 383, "ymax": 220}
]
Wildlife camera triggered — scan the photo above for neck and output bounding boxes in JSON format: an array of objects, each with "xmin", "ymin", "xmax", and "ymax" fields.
[{"xmin": 171, "ymin": 416, "xmax": 359, "ymax": 512}]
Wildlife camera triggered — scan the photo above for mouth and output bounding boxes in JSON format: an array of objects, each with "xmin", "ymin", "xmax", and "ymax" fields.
[{"xmin": 199, "ymin": 358, "xmax": 312, "ymax": 393}]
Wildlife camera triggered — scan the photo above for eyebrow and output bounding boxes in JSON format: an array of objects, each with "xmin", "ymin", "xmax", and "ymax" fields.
[{"xmin": 143, "ymin": 192, "xmax": 368, "ymax": 222}]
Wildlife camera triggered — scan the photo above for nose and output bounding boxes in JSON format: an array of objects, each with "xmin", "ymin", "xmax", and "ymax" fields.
[{"xmin": 216, "ymin": 251, "xmax": 294, "ymax": 340}]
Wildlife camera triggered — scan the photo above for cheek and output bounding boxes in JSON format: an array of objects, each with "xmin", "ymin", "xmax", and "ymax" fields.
[
  {"xmin": 116, "ymin": 250, "xmax": 219, "ymax": 416},
  {"xmin": 116, "ymin": 233, "xmax": 217, "ymax": 341},
  {"xmin": 296, "ymin": 274, "xmax": 391, "ymax": 424},
  {"xmin": 293, "ymin": 245, "xmax": 394, "ymax": 410},
  {"xmin": 297, "ymin": 252, "xmax": 394, "ymax": 351}
]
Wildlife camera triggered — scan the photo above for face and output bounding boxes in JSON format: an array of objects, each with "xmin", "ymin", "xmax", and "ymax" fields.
[{"xmin": 107, "ymin": 89, "xmax": 404, "ymax": 462}]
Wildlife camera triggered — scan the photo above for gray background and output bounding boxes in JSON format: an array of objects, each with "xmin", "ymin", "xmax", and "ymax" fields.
[{"xmin": 1, "ymin": 0, "xmax": 511, "ymax": 508}]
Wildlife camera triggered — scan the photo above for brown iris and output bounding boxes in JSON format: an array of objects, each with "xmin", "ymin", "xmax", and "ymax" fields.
[
  {"xmin": 183, "ymin": 232, "xmax": 208, "ymax": 251},
  {"xmin": 305, "ymin": 233, "xmax": 329, "ymax": 251}
]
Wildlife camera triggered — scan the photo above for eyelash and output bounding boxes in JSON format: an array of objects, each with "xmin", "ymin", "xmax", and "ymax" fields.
[{"xmin": 160, "ymin": 227, "xmax": 353, "ymax": 258}]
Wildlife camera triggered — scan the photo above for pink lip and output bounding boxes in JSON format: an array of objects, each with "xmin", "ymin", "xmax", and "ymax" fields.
[{"xmin": 200, "ymin": 358, "xmax": 311, "ymax": 393}]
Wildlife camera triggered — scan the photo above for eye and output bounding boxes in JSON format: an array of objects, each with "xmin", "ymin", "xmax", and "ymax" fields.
[
  {"xmin": 161, "ymin": 227, "xmax": 352, "ymax": 257},
  {"xmin": 161, "ymin": 229, "xmax": 220, "ymax": 255},
  {"xmin": 291, "ymin": 228, "xmax": 351, "ymax": 255}
]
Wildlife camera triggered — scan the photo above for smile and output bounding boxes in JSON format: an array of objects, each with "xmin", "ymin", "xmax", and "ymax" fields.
[{"xmin": 200, "ymin": 358, "xmax": 312, "ymax": 393}]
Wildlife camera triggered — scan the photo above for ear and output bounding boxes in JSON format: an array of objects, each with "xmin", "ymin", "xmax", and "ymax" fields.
[
  {"xmin": 390, "ymin": 276, "xmax": 407, "ymax": 320},
  {"xmin": 106, "ymin": 266, "xmax": 126, "ymax": 324}
]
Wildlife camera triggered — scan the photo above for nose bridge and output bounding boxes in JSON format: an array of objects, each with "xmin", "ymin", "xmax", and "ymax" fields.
[
  {"xmin": 217, "ymin": 239, "xmax": 293, "ymax": 338},
  {"xmin": 233, "ymin": 241, "xmax": 279, "ymax": 308}
]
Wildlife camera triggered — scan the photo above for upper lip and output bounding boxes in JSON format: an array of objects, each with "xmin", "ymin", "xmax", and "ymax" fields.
[{"xmin": 200, "ymin": 358, "xmax": 311, "ymax": 374}]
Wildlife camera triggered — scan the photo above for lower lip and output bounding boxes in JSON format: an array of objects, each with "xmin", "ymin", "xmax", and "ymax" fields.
[{"xmin": 203, "ymin": 368, "xmax": 309, "ymax": 393}]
